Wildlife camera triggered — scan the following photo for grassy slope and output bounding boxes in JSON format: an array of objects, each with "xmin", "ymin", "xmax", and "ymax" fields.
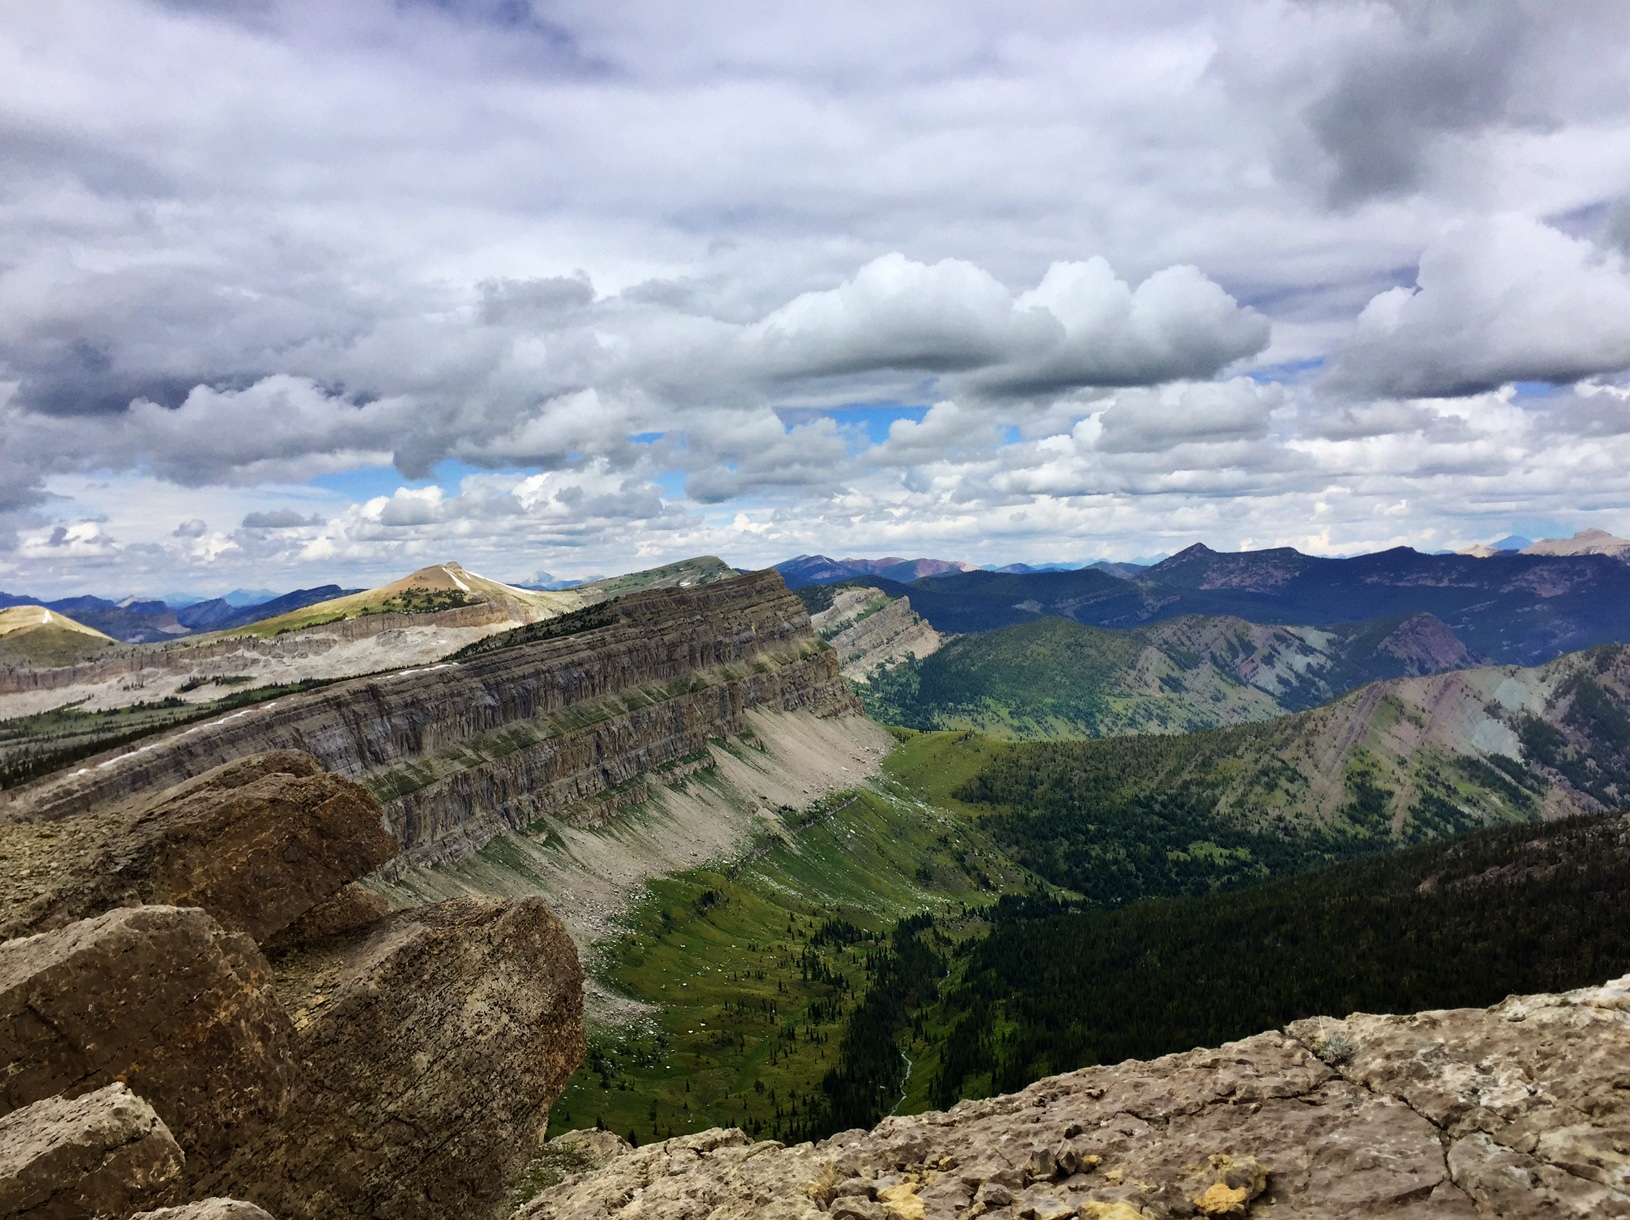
[
  {"xmin": 544, "ymin": 731, "xmax": 1031, "ymax": 1147},
  {"xmin": 0, "ymin": 606, "xmax": 115, "ymax": 668},
  {"xmin": 220, "ymin": 556, "xmax": 737, "ymax": 640}
]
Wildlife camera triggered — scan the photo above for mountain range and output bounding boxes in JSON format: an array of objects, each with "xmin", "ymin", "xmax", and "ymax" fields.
[
  {"xmin": 0, "ymin": 584, "xmax": 357, "ymax": 643},
  {"xmin": 805, "ymin": 541, "xmax": 1630, "ymax": 666}
]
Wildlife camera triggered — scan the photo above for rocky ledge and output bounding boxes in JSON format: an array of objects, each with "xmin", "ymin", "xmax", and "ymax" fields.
[
  {"xmin": 519, "ymin": 973, "xmax": 1630, "ymax": 1219},
  {"xmin": 1, "ymin": 753, "xmax": 584, "ymax": 1220}
]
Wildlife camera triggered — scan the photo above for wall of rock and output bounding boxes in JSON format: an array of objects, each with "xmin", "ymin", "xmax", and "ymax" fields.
[
  {"xmin": 2, "ymin": 572, "xmax": 860, "ymax": 869},
  {"xmin": 518, "ymin": 973, "xmax": 1630, "ymax": 1219},
  {"xmin": 0, "ymin": 753, "xmax": 586, "ymax": 1220}
]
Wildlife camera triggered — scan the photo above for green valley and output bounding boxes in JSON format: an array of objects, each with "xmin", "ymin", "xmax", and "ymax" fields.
[{"xmin": 542, "ymin": 733, "xmax": 1033, "ymax": 1149}]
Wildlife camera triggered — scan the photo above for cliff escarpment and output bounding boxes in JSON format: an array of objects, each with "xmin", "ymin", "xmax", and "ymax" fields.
[{"xmin": 1, "ymin": 572, "xmax": 860, "ymax": 869}]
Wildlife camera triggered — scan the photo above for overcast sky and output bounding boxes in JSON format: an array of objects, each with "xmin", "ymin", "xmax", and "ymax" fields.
[{"xmin": 5, "ymin": 0, "xmax": 1630, "ymax": 595}]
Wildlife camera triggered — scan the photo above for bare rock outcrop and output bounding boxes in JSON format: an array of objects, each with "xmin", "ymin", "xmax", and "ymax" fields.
[
  {"xmin": 1288, "ymin": 977, "xmax": 1630, "ymax": 1216},
  {"xmin": 218, "ymin": 895, "xmax": 584, "ymax": 1220},
  {"xmin": 520, "ymin": 974, "xmax": 1630, "ymax": 1219},
  {"xmin": 0, "ymin": 1084, "xmax": 185, "ymax": 1218},
  {"xmin": 0, "ymin": 905, "xmax": 295, "ymax": 1179},
  {"xmin": 5, "ymin": 752, "xmax": 397, "ymax": 944},
  {"xmin": 130, "ymin": 1200, "xmax": 276, "ymax": 1219},
  {"xmin": 811, "ymin": 589, "xmax": 942, "ymax": 682}
]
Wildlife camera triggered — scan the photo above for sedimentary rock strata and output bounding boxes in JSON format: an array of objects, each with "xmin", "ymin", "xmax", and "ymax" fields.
[
  {"xmin": 0, "ymin": 1084, "xmax": 184, "ymax": 1219},
  {"xmin": 4, "ymin": 572, "xmax": 860, "ymax": 870},
  {"xmin": 518, "ymin": 974, "xmax": 1630, "ymax": 1219},
  {"xmin": 0, "ymin": 905, "xmax": 295, "ymax": 1179},
  {"xmin": 5, "ymin": 751, "xmax": 396, "ymax": 943},
  {"xmin": 811, "ymin": 590, "xmax": 941, "ymax": 682},
  {"xmin": 217, "ymin": 895, "xmax": 585, "ymax": 1220}
]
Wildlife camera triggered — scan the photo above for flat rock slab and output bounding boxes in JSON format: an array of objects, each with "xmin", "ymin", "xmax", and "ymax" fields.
[
  {"xmin": 131, "ymin": 1200, "xmax": 277, "ymax": 1219},
  {"xmin": 0, "ymin": 905, "xmax": 295, "ymax": 1178},
  {"xmin": 517, "ymin": 1032, "xmax": 1465, "ymax": 1220},
  {"xmin": 521, "ymin": 974, "xmax": 1630, "ymax": 1219},
  {"xmin": 0, "ymin": 1083, "xmax": 184, "ymax": 1219},
  {"xmin": 218, "ymin": 895, "xmax": 584, "ymax": 1220},
  {"xmin": 1288, "ymin": 974, "xmax": 1630, "ymax": 1217},
  {"xmin": 7, "ymin": 751, "xmax": 397, "ymax": 945}
]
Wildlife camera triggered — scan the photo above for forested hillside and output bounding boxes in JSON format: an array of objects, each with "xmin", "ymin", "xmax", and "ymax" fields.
[
  {"xmin": 859, "ymin": 609, "xmax": 1482, "ymax": 738},
  {"xmin": 927, "ymin": 809, "xmax": 1630, "ymax": 1106}
]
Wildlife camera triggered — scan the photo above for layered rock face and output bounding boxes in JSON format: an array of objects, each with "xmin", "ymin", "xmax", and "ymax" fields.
[
  {"xmin": 4, "ymin": 752, "xmax": 397, "ymax": 943},
  {"xmin": 812, "ymin": 590, "xmax": 942, "ymax": 682},
  {"xmin": 519, "ymin": 974, "xmax": 1630, "ymax": 1219},
  {"xmin": 1, "ymin": 754, "xmax": 588, "ymax": 1219},
  {"xmin": 0, "ymin": 906, "xmax": 295, "ymax": 1179},
  {"xmin": 213, "ymin": 896, "xmax": 584, "ymax": 1218},
  {"xmin": 0, "ymin": 1084, "xmax": 184, "ymax": 1218},
  {"xmin": 4, "ymin": 572, "xmax": 859, "ymax": 870}
]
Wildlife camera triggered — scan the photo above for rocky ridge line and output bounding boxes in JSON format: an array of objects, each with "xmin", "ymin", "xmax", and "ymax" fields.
[
  {"xmin": 2, "ymin": 572, "xmax": 860, "ymax": 871},
  {"xmin": 518, "ymin": 973, "xmax": 1630, "ymax": 1219}
]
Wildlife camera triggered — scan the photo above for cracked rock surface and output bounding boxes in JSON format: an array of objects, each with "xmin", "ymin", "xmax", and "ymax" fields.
[
  {"xmin": 0, "ymin": 1083, "xmax": 185, "ymax": 1218},
  {"xmin": 3, "ymin": 751, "xmax": 398, "ymax": 947},
  {"xmin": 518, "ymin": 974, "xmax": 1630, "ymax": 1219},
  {"xmin": 0, "ymin": 905, "xmax": 295, "ymax": 1181},
  {"xmin": 214, "ymin": 895, "xmax": 585, "ymax": 1220}
]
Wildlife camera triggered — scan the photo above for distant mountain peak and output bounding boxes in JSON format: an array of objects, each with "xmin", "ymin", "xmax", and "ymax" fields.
[{"xmin": 1522, "ymin": 529, "xmax": 1630, "ymax": 558}]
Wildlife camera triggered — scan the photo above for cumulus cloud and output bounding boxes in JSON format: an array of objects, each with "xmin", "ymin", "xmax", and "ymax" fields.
[
  {"xmin": 743, "ymin": 254, "xmax": 1268, "ymax": 398},
  {"xmin": 3, "ymin": 1, "xmax": 1630, "ymax": 590},
  {"xmin": 1326, "ymin": 216, "xmax": 1630, "ymax": 398},
  {"xmin": 241, "ymin": 508, "xmax": 322, "ymax": 529},
  {"xmin": 1095, "ymin": 379, "xmax": 1281, "ymax": 454}
]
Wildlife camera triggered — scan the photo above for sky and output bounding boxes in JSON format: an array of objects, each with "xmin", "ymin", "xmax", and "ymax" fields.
[{"xmin": 4, "ymin": 0, "xmax": 1630, "ymax": 596}]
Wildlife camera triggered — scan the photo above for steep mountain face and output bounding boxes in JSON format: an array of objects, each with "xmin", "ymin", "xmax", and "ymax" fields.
[
  {"xmin": 807, "ymin": 587, "xmax": 942, "ymax": 681},
  {"xmin": 860, "ymin": 610, "xmax": 1485, "ymax": 739},
  {"xmin": 1, "ymin": 573, "xmax": 860, "ymax": 871},
  {"xmin": 843, "ymin": 544, "xmax": 1630, "ymax": 666},
  {"xmin": 517, "ymin": 970, "xmax": 1630, "ymax": 1219},
  {"xmin": 954, "ymin": 643, "xmax": 1630, "ymax": 905}
]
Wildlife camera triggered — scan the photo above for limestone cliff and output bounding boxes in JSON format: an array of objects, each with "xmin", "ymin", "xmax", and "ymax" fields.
[
  {"xmin": 517, "ymin": 973, "xmax": 1630, "ymax": 1219},
  {"xmin": 811, "ymin": 589, "xmax": 942, "ymax": 682},
  {"xmin": 2, "ymin": 572, "xmax": 860, "ymax": 870}
]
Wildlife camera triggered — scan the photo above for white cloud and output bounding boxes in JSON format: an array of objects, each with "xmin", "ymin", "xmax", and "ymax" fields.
[
  {"xmin": 1, "ymin": 2, "xmax": 1629, "ymax": 589},
  {"xmin": 1095, "ymin": 378, "xmax": 1281, "ymax": 454},
  {"xmin": 1326, "ymin": 215, "xmax": 1630, "ymax": 397}
]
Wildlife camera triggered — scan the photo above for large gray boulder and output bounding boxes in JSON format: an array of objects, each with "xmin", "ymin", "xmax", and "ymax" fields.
[
  {"xmin": 0, "ymin": 905, "xmax": 295, "ymax": 1178},
  {"xmin": 0, "ymin": 1083, "xmax": 184, "ymax": 1219},
  {"xmin": 7, "ymin": 751, "xmax": 398, "ymax": 946},
  {"xmin": 215, "ymin": 896, "xmax": 584, "ymax": 1220}
]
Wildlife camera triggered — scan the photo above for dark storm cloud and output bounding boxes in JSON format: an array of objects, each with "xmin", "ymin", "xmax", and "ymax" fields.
[{"xmin": 1305, "ymin": 6, "xmax": 1525, "ymax": 205}]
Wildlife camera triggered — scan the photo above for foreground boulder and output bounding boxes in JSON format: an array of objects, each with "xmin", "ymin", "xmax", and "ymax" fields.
[
  {"xmin": 0, "ymin": 905, "xmax": 295, "ymax": 1178},
  {"xmin": 216, "ymin": 896, "xmax": 584, "ymax": 1219},
  {"xmin": 6, "ymin": 751, "xmax": 398, "ymax": 945},
  {"xmin": 518, "ymin": 974, "xmax": 1630, "ymax": 1219},
  {"xmin": 131, "ymin": 1201, "xmax": 276, "ymax": 1219},
  {"xmin": 0, "ymin": 1084, "xmax": 184, "ymax": 1218}
]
